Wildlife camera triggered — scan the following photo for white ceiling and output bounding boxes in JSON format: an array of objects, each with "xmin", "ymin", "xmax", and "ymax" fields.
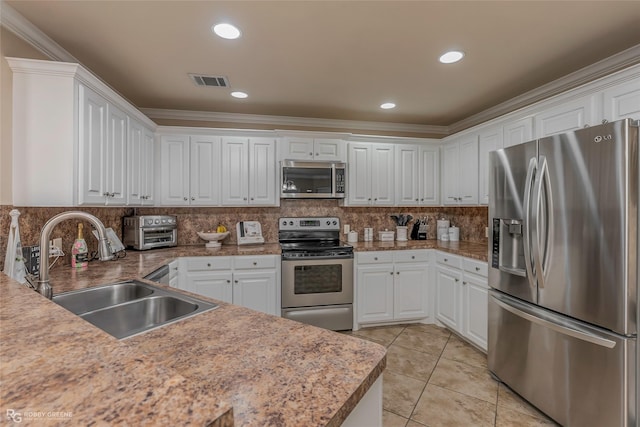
[{"xmin": 4, "ymin": 1, "xmax": 640, "ymax": 134}]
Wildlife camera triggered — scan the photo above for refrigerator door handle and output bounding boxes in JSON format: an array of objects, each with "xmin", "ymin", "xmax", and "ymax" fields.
[
  {"xmin": 522, "ymin": 157, "xmax": 537, "ymax": 288},
  {"xmin": 492, "ymin": 293, "xmax": 617, "ymax": 349},
  {"xmin": 531, "ymin": 156, "xmax": 548, "ymax": 289}
]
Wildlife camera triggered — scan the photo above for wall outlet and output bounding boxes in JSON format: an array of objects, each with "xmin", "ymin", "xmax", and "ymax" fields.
[{"xmin": 52, "ymin": 238, "xmax": 62, "ymax": 252}]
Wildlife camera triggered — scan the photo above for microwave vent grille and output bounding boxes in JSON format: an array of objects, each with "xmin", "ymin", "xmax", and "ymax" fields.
[{"xmin": 189, "ymin": 74, "xmax": 230, "ymax": 88}]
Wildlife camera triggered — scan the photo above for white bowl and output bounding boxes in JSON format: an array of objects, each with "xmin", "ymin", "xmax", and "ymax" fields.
[{"xmin": 197, "ymin": 231, "xmax": 230, "ymax": 248}]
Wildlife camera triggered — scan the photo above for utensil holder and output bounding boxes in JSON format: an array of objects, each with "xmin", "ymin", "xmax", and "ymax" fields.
[{"xmin": 396, "ymin": 226, "xmax": 408, "ymax": 241}]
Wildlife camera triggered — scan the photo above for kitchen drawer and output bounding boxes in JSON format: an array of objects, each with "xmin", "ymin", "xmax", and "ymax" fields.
[
  {"xmin": 357, "ymin": 251, "xmax": 394, "ymax": 264},
  {"xmin": 185, "ymin": 257, "xmax": 232, "ymax": 271},
  {"xmin": 234, "ymin": 255, "xmax": 277, "ymax": 270},
  {"xmin": 463, "ymin": 258, "xmax": 488, "ymax": 277},
  {"xmin": 394, "ymin": 250, "xmax": 429, "ymax": 263},
  {"xmin": 436, "ymin": 251, "xmax": 462, "ymax": 269}
]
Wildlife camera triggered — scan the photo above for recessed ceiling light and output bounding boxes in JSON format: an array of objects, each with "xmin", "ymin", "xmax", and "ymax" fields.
[
  {"xmin": 231, "ymin": 91, "xmax": 248, "ymax": 99},
  {"xmin": 212, "ymin": 23, "xmax": 241, "ymax": 40},
  {"xmin": 380, "ymin": 102, "xmax": 396, "ymax": 109},
  {"xmin": 439, "ymin": 50, "xmax": 464, "ymax": 64}
]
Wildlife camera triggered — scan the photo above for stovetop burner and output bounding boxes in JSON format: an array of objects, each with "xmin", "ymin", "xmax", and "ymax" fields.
[{"xmin": 279, "ymin": 216, "xmax": 353, "ymax": 259}]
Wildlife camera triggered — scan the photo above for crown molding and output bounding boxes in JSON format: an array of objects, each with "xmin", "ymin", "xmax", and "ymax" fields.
[
  {"xmin": 4, "ymin": 0, "xmax": 638, "ymax": 138},
  {"xmin": 449, "ymin": 44, "xmax": 640, "ymax": 134},
  {"xmin": 141, "ymin": 108, "xmax": 450, "ymax": 136},
  {"xmin": 0, "ymin": 1, "xmax": 78, "ymax": 62}
]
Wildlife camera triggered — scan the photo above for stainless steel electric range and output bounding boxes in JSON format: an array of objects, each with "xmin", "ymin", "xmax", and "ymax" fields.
[{"xmin": 279, "ymin": 217, "xmax": 354, "ymax": 331}]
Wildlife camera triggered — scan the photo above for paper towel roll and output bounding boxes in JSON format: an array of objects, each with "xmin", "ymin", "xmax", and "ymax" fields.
[
  {"xmin": 347, "ymin": 231, "xmax": 358, "ymax": 242},
  {"xmin": 437, "ymin": 219, "xmax": 450, "ymax": 240}
]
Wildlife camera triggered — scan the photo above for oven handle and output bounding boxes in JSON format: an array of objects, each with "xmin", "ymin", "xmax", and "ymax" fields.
[{"xmin": 282, "ymin": 254, "xmax": 354, "ymax": 261}]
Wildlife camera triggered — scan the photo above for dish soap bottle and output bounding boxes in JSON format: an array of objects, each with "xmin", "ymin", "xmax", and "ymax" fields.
[{"xmin": 71, "ymin": 223, "xmax": 89, "ymax": 269}]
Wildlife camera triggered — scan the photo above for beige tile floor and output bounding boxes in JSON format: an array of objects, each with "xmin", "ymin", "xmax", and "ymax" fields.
[{"xmin": 347, "ymin": 324, "xmax": 559, "ymax": 427}]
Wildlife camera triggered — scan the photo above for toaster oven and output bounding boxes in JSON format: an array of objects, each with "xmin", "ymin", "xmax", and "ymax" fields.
[{"xmin": 123, "ymin": 215, "xmax": 178, "ymax": 250}]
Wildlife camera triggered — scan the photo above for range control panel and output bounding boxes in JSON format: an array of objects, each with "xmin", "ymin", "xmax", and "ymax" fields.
[{"xmin": 279, "ymin": 217, "xmax": 340, "ymax": 231}]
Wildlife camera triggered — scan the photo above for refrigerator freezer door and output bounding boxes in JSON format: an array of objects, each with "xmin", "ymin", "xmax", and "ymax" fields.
[
  {"xmin": 536, "ymin": 119, "xmax": 638, "ymax": 335},
  {"xmin": 488, "ymin": 140, "xmax": 538, "ymax": 303},
  {"xmin": 488, "ymin": 291, "xmax": 636, "ymax": 427}
]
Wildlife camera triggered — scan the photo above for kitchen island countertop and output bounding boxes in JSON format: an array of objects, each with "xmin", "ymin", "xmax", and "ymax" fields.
[{"xmin": 0, "ymin": 243, "xmax": 385, "ymax": 426}]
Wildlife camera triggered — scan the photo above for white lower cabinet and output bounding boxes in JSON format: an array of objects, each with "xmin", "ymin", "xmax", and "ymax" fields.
[
  {"xmin": 180, "ymin": 255, "xmax": 279, "ymax": 316},
  {"xmin": 356, "ymin": 250, "xmax": 430, "ymax": 327},
  {"xmin": 435, "ymin": 251, "xmax": 488, "ymax": 351}
]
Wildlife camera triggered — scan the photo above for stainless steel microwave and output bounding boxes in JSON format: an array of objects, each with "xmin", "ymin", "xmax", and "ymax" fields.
[{"xmin": 281, "ymin": 160, "xmax": 346, "ymax": 199}]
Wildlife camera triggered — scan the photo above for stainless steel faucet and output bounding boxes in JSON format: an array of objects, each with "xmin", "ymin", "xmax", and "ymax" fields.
[{"xmin": 37, "ymin": 211, "xmax": 114, "ymax": 299}]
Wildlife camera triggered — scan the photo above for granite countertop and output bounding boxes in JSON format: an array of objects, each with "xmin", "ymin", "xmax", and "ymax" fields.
[
  {"xmin": 0, "ymin": 242, "xmax": 386, "ymax": 426},
  {"xmin": 348, "ymin": 239, "xmax": 489, "ymax": 261}
]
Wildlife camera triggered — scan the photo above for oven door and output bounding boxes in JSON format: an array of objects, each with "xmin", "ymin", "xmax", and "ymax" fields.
[{"xmin": 281, "ymin": 257, "xmax": 353, "ymax": 308}]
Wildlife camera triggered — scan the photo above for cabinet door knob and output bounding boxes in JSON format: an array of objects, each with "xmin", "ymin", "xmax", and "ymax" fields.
[
  {"xmin": 243, "ymin": 197, "xmax": 247, "ymax": 201},
  {"xmin": 374, "ymin": 198, "xmax": 378, "ymax": 201},
  {"xmin": 411, "ymin": 256, "xmax": 415, "ymax": 259},
  {"xmin": 374, "ymin": 257, "xmax": 378, "ymax": 260},
  {"xmin": 234, "ymin": 280, "xmax": 238, "ymax": 283},
  {"xmin": 415, "ymin": 198, "xmax": 419, "ymax": 201},
  {"xmin": 475, "ymin": 267, "xmax": 480, "ymax": 271},
  {"xmin": 463, "ymin": 281, "xmax": 467, "ymax": 285},
  {"xmin": 444, "ymin": 258, "xmax": 448, "ymax": 262},
  {"xmin": 421, "ymin": 198, "xmax": 424, "ymax": 202},
  {"xmin": 315, "ymin": 153, "xmax": 319, "ymax": 156},
  {"xmin": 455, "ymin": 278, "xmax": 459, "ymax": 282},
  {"xmin": 226, "ymin": 280, "xmax": 231, "ymax": 283},
  {"xmin": 389, "ymin": 272, "xmax": 394, "ymax": 275},
  {"xmin": 309, "ymin": 152, "xmax": 313, "ymax": 156},
  {"xmin": 207, "ymin": 263, "xmax": 211, "ymax": 267},
  {"xmin": 250, "ymin": 197, "xmax": 254, "ymax": 201},
  {"xmin": 253, "ymin": 262, "xmax": 257, "ymax": 266},
  {"xmin": 396, "ymin": 271, "xmax": 400, "ymax": 275},
  {"xmin": 191, "ymin": 197, "xmax": 195, "ymax": 201},
  {"xmin": 183, "ymin": 197, "xmax": 188, "ymax": 201}
]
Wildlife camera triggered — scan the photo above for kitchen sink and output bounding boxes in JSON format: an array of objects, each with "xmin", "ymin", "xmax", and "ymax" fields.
[
  {"xmin": 53, "ymin": 280, "xmax": 217, "ymax": 339},
  {"xmin": 53, "ymin": 282, "xmax": 155, "ymax": 315}
]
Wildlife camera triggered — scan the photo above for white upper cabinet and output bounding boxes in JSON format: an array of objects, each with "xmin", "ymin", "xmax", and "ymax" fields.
[
  {"xmin": 602, "ymin": 78, "xmax": 640, "ymax": 122},
  {"xmin": 8, "ymin": 58, "xmax": 156, "ymax": 207},
  {"xmin": 347, "ymin": 142, "xmax": 394, "ymax": 206},
  {"xmin": 78, "ymin": 85, "xmax": 127, "ymax": 205},
  {"xmin": 419, "ymin": 146, "xmax": 440, "ymax": 206},
  {"xmin": 503, "ymin": 117, "xmax": 534, "ymax": 148},
  {"xmin": 478, "ymin": 125, "xmax": 503, "ymax": 205},
  {"xmin": 395, "ymin": 145, "xmax": 419, "ymax": 206},
  {"xmin": 395, "ymin": 144, "xmax": 440, "ymax": 206},
  {"xmin": 128, "ymin": 119, "xmax": 155, "ymax": 205},
  {"xmin": 159, "ymin": 135, "xmax": 220, "ymax": 206},
  {"xmin": 535, "ymin": 95, "xmax": 596, "ymax": 137},
  {"xmin": 222, "ymin": 137, "xmax": 277, "ymax": 206},
  {"xmin": 442, "ymin": 135, "xmax": 478, "ymax": 205},
  {"xmin": 190, "ymin": 136, "xmax": 222, "ymax": 206},
  {"xmin": 281, "ymin": 137, "xmax": 346, "ymax": 161}
]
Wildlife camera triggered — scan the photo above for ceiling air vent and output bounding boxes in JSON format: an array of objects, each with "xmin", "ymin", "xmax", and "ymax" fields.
[{"xmin": 189, "ymin": 74, "xmax": 230, "ymax": 88}]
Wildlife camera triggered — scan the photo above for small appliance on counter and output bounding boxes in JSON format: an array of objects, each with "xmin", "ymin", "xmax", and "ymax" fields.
[
  {"xmin": 236, "ymin": 221, "xmax": 265, "ymax": 245},
  {"xmin": 123, "ymin": 215, "xmax": 177, "ymax": 250},
  {"xmin": 411, "ymin": 217, "xmax": 428, "ymax": 240}
]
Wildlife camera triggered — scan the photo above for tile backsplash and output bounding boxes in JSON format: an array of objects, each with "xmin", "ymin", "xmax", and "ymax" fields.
[{"xmin": 0, "ymin": 201, "xmax": 487, "ymax": 270}]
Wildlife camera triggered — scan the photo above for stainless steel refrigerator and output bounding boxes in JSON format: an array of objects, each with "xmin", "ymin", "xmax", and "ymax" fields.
[{"xmin": 488, "ymin": 118, "xmax": 638, "ymax": 426}]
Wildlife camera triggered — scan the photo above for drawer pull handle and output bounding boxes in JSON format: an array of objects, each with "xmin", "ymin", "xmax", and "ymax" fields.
[
  {"xmin": 374, "ymin": 257, "xmax": 378, "ymax": 260},
  {"xmin": 253, "ymin": 262, "xmax": 257, "ymax": 266},
  {"xmin": 207, "ymin": 263, "xmax": 211, "ymax": 267},
  {"xmin": 475, "ymin": 267, "xmax": 480, "ymax": 271}
]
